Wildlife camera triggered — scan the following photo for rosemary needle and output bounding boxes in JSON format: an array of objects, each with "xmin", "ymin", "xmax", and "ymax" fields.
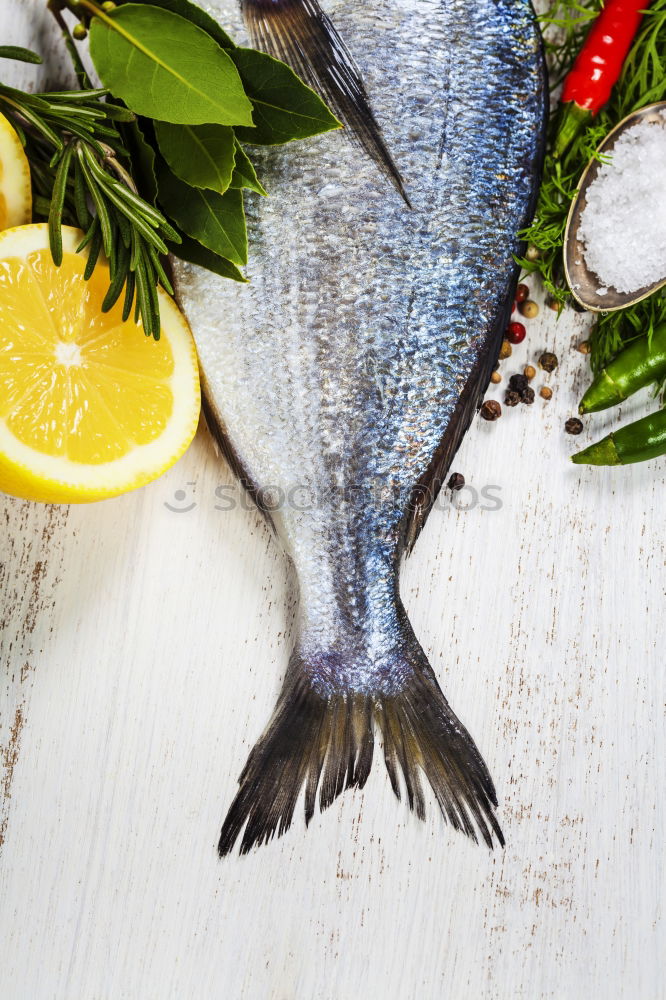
[{"xmin": 0, "ymin": 80, "xmax": 178, "ymax": 339}]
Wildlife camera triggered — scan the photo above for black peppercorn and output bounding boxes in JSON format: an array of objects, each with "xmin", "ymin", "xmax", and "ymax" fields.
[
  {"xmin": 539, "ymin": 351, "xmax": 558, "ymax": 373},
  {"xmin": 521, "ymin": 386, "xmax": 535, "ymax": 405},
  {"xmin": 508, "ymin": 373, "xmax": 529, "ymax": 393},
  {"xmin": 504, "ymin": 390, "xmax": 521, "ymax": 407},
  {"xmin": 480, "ymin": 400, "xmax": 501, "ymax": 421},
  {"xmin": 565, "ymin": 417, "xmax": 584, "ymax": 435},
  {"xmin": 447, "ymin": 472, "xmax": 465, "ymax": 491}
]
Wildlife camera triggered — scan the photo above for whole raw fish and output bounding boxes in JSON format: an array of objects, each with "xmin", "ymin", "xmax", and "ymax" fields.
[{"xmin": 173, "ymin": 0, "xmax": 547, "ymax": 854}]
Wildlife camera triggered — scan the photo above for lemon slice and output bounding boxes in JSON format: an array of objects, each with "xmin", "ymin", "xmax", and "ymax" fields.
[
  {"xmin": 0, "ymin": 225, "xmax": 200, "ymax": 503},
  {"xmin": 0, "ymin": 112, "xmax": 31, "ymax": 229}
]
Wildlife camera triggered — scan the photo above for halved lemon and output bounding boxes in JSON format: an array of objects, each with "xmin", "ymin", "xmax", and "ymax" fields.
[
  {"xmin": 0, "ymin": 112, "xmax": 31, "ymax": 230},
  {"xmin": 0, "ymin": 225, "xmax": 200, "ymax": 503}
]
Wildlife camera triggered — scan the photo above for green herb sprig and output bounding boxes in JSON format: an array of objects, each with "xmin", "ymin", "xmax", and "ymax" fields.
[
  {"xmin": 519, "ymin": 0, "xmax": 666, "ymax": 372},
  {"xmin": 0, "ymin": 74, "xmax": 180, "ymax": 337},
  {"xmin": 0, "ymin": 0, "xmax": 339, "ymax": 338}
]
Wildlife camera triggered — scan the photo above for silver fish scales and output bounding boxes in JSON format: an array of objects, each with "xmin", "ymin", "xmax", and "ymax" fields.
[{"xmin": 173, "ymin": 0, "xmax": 547, "ymax": 854}]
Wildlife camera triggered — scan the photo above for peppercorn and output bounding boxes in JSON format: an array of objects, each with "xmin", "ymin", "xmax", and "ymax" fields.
[
  {"xmin": 516, "ymin": 283, "xmax": 529, "ymax": 303},
  {"xmin": 539, "ymin": 351, "xmax": 558, "ymax": 373},
  {"xmin": 577, "ymin": 340, "xmax": 592, "ymax": 355},
  {"xmin": 565, "ymin": 417, "xmax": 584, "ymax": 435},
  {"xmin": 499, "ymin": 339, "xmax": 512, "ymax": 360},
  {"xmin": 540, "ymin": 386, "xmax": 553, "ymax": 401},
  {"xmin": 507, "ymin": 321, "xmax": 526, "ymax": 345},
  {"xmin": 519, "ymin": 299, "xmax": 539, "ymax": 319},
  {"xmin": 548, "ymin": 298, "xmax": 564, "ymax": 313},
  {"xmin": 480, "ymin": 399, "xmax": 501, "ymax": 421},
  {"xmin": 72, "ymin": 22, "xmax": 88, "ymax": 39},
  {"xmin": 524, "ymin": 364, "xmax": 536, "ymax": 380},
  {"xmin": 504, "ymin": 390, "xmax": 521, "ymax": 407},
  {"xmin": 521, "ymin": 386, "xmax": 535, "ymax": 405},
  {"xmin": 490, "ymin": 371, "xmax": 502, "ymax": 384},
  {"xmin": 447, "ymin": 472, "xmax": 465, "ymax": 491},
  {"xmin": 525, "ymin": 245, "xmax": 540, "ymax": 262},
  {"xmin": 508, "ymin": 373, "xmax": 528, "ymax": 393}
]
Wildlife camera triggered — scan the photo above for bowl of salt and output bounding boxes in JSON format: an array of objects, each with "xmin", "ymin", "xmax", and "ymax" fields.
[{"xmin": 564, "ymin": 101, "xmax": 666, "ymax": 312}]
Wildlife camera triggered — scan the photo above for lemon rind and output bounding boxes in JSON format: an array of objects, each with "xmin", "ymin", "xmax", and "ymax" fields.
[
  {"xmin": 0, "ymin": 226, "xmax": 201, "ymax": 503},
  {"xmin": 0, "ymin": 113, "xmax": 32, "ymax": 228}
]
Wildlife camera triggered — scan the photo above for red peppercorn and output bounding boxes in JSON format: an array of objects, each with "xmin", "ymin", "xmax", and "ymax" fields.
[
  {"xmin": 507, "ymin": 321, "xmax": 526, "ymax": 345},
  {"xmin": 516, "ymin": 283, "xmax": 529, "ymax": 303}
]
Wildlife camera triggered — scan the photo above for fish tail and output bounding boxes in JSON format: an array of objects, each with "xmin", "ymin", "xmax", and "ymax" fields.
[
  {"xmin": 240, "ymin": 0, "xmax": 411, "ymax": 206},
  {"xmin": 218, "ymin": 645, "xmax": 504, "ymax": 855}
]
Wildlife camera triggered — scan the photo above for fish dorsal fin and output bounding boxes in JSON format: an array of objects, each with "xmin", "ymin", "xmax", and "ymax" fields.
[
  {"xmin": 401, "ymin": 309, "xmax": 508, "ymax": 554},
  {"xmin": 240, "ymin": 0, "xmax": 411, "ymax": 206}
]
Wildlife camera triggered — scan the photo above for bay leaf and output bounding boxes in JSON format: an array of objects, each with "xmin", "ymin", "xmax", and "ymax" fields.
[
  {"xmin": 231, "ymin": 48, "xmax": 340, "ymax": 144},
  {"xmin": 230, "ymin": 140, "xmax": 267, "ymax": 196},
  {"xmin": 154, "ymin": 120, "xmax": 235, "ymax": 194},
  {"xmin": 169, "ymin": 232, "xmax": 248, "ymax": 283},
  {"xmin": 124, "ymin": 0, "xmax": 235, "ymax": 49},
  {"xmin": 158, "ymin": 166, "xmax": 247, "ymax": 266},
  {"xmin": 89, "ymin": 5, "xmax": 253, "ymax": 126}
]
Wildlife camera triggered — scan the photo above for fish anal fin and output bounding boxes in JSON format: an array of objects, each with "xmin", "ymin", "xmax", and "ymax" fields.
[{"xmin": 201, "ymin": 375, "xmax": 277, "ymax": 532}]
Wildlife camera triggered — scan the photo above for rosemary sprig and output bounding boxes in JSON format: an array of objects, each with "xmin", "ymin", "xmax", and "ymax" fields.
[
  {"xmin": 0, "ymin": 76, "xmax": 179, "ymax": 339},
  {"xmin": 0, "ymin": 0, "xmax": 338, "ymax": 341},
  {"xmin": 519, "ymin": 0, "xmax": 666, "ymax": 371}
]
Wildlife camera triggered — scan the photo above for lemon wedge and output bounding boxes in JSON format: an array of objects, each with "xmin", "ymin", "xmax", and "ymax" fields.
[
  {"xmin": 0, "ymin": 112, "xmax": 31, "ymax": 230},
  {"xmin": 0, "ymin": 225, "xmax": 200, "ymax": 503}
]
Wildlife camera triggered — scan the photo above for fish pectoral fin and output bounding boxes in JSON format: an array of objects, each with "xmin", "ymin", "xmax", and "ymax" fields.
[
  {"xmin": 240, "ymin": 0, "xmax": 411, "ymax": 207},
  {"xmin": 218, "ymin": 644, "xmax": 503, "ymax": 856}
]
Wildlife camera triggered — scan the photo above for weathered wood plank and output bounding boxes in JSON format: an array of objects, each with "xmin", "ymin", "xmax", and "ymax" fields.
[
  {"xmin": 0, "ymin": 4, "xmax": 663, "ymax": 998},
  {"xmin": 0, "ymin": 502, "xmax": 69, "ymax": 852},
  {"xmin": 0, "ymin": 0, "xmax": 76, "ymax": 859}
]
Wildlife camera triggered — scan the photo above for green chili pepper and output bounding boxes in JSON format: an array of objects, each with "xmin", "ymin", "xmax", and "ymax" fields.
[
  {"xmin": 572, "ymin": 407, "xmax": 666, "ymax": 465},
  {"xmin": 579, "ymin": 323, "xmax": 666, "ymax": 414}
]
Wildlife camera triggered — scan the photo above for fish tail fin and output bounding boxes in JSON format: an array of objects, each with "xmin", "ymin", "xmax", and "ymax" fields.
[
  {"xmin": 218, "ymin": 647, "xmax": 504, "ymax": 856},
  {"xmin": 374, "ymin": 662, "xmax": 505, "ymax": 849},
  {"xmin": 240, "ymin": 0, "xmax": 411, "ymax": 206}
]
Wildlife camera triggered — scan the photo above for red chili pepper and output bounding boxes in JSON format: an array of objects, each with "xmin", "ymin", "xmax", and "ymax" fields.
[{"xmin": 554, "ymin": 0, "xmax": 647, "ymax": 158}]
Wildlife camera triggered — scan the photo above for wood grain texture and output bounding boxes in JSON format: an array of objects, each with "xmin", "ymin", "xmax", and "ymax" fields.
[
  {"xmin": 0, "ymin": 4, "xmax": 664, "ymax": 998},
  {"xmin": 0, "ymin": 1, "xmax": 76, "ymax": 858}
]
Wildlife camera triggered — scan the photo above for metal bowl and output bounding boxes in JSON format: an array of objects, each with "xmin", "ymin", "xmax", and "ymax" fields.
[{"xmin": 563, "ymin": 101, "xmax": 666, "ymax": 313}]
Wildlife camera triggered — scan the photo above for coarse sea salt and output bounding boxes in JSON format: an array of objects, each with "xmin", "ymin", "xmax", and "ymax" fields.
[{"xmin": 578, "ymin": 113, "xmax": 666, "ymax": 294}]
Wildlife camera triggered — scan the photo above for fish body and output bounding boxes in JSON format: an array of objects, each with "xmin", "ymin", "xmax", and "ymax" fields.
[{"xmin": 174, "ymin": 0, "xmax": 547, "ymax": 853}]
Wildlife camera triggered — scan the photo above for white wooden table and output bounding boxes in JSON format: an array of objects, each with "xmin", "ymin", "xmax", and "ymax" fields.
[{"xmin": 1, "ymin": 5, "xmax": 664, "ymax": 998}]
